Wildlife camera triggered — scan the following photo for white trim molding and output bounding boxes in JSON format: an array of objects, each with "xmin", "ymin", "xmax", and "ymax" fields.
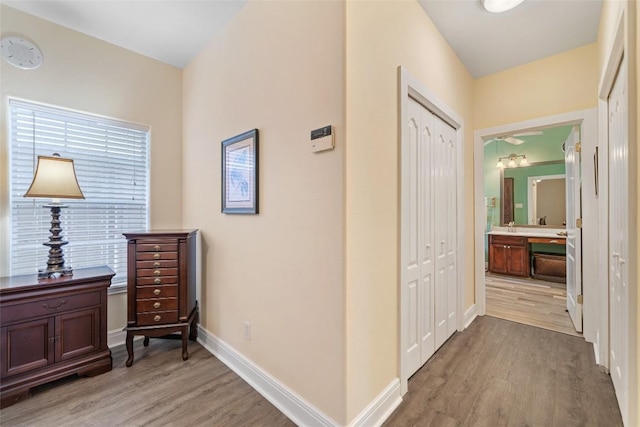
[
  {"xmin": 108, "ymin": 329, "xmax": 127, "ymax": 348},
  {"xmin": 108, "ymin": 329, "xmax": 143, "ymax": 349},
  {"xmin": 464, "ymin": 304, "xmax": 478, "ymax": 329},
  {"xmin": 197, "ymin": 325, "xmax": 339, "ymax": 427},
  {"xmin": 347, "ymin": 379, "xmax": 402, "ymax": 427}
]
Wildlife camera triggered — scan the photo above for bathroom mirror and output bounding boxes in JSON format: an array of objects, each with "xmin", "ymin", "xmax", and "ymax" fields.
[
  {"xmin": 484, "ymin": 124, "xmax": 571, "ymax": 230},
  {"xmin": 500, "ymin": 160, "xmax": 566, "ymax": 227}
]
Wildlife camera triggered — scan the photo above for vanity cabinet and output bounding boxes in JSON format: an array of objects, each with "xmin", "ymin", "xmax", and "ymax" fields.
[
  {"xmin": 489, "ymin": 235, "xmax": 530, "ymax": 277},
  {"xmin": 0, "ymin": 266, "xmax": 114, "ymax": 408}
]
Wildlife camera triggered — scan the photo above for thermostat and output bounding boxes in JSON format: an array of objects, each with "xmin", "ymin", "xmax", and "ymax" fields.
[{"xmin": 310, "ymin": 125, "xmax": 334, "ymax": 153}]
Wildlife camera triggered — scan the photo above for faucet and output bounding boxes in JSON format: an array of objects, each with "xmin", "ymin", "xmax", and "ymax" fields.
[{"xmin": 508, "ymin": 221, "xmax": 516, "ymax": 232}]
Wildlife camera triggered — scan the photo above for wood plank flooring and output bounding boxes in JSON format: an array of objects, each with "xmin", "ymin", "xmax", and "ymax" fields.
[
  {"xmin": 1, "ymin": 318, "xmax": 621, "ymax": 427},
  {"xmin": 486, "ymin": 273, "xmax": 580, "ymax": 337},
  {"xmin": 0, "ymin": 339, "xmax": 295, "ymax": 427},
  {"xmin": 384, "ymin": 316, "xmax": 622, "ymax": 427}
]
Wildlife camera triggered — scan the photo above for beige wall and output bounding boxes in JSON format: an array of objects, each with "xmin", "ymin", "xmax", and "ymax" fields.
[
  {"xmin": 0, "ymin": 6, "xmax": 183, "ymax": 332},
  {"xmin": 474, "ymin": 44, "xmax": 599, "ymax": 130},
  {"xmin": 345, "ymin": 0, "xmax": 474, "ymax": 420},
  {"xmin": 182, "ymin": 1, "xmax": 346, "ymax": 422}
]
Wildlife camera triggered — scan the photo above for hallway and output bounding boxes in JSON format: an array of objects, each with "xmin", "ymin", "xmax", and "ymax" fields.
[{"xmin": 384, "ymin": 316, "xmax": 621, "ymax": 426}]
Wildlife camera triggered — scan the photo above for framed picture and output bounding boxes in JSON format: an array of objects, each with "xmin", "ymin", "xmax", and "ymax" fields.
[{"xmin": 222, "ymin": 129, "xmax": 259, "ymax": 214}]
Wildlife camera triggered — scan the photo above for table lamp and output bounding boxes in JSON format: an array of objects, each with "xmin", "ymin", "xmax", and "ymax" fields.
[{"xmin": 23, "ymin": 153, "xmax": 85, "ymax": 279}]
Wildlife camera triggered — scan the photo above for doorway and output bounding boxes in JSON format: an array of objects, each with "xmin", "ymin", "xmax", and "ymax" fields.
[
  {"xmin": 481, "ymin": 123, "xmax": 582, "ymax": 336},
  {"xmin": 473, "ymin": 109, "xmax": 598, "ymax": 344}
]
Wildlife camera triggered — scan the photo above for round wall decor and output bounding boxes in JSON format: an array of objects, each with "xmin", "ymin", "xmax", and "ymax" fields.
[{"xmin": 1, "ymin": 36, "xmax": 43, "ymax": 70}]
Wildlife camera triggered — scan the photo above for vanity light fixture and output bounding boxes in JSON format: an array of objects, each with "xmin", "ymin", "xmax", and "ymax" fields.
[
  {"xmin": 481, "ymin": 0, "xmax": 525, "ymax": 13},
  {"xmin": 496, "ymin": 153, "xmax": 528, "ymax": 168}
]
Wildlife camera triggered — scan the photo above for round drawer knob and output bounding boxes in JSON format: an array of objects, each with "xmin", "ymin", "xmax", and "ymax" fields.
[
  {"xmin": 153, "ymin": 302, "xmax": 161, "ymax": 309},
  {"xmin": 153, "ymin": 288, "xmax": 161, "ymax": 296},
  {"xmin": 153, "ymin": 261, "xmax": 161, "ymax": 267},
  {"xmin": 154, "ymin": 245, "xmax": 161, "ymax": 251},
  {"xmin": 153, "ymin": 270, "xmax": 161, "ymax": 276},
  {"xmin": 154, "ymin": 315, "xmax": 161, "ymax": 322},
  {"xmin": 153, "ymin": 253, "xmax": 161, "ymax": 260},
  {"xmin": 154, "ymin": 278, "xmax": 162, "ymax": 284}
]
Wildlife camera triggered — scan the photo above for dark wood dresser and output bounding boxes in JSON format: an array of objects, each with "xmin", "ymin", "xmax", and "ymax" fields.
[
  {"xmin": 123, "ymin": 230, "xmax": 198, "ymax": 367},
  {"xmin": 0, "ymin": 266, "xmax": 114, "ymax": 408}
]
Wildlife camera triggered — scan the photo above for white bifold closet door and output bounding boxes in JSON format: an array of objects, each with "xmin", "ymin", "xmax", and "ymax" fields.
[{"xmin": 404, "ymin": 97, "xmax": 458, "ymax": 378}]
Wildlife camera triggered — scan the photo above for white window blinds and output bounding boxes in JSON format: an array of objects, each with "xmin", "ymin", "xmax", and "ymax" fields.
[{"xmin": 9, "ymin": 99, "xmax": 149, "ymax": 287}]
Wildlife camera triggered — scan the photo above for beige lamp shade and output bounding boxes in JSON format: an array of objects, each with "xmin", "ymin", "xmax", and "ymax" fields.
[{"xmin": 24, "ymin": 155, "xmax": 85, "ymax": 199}]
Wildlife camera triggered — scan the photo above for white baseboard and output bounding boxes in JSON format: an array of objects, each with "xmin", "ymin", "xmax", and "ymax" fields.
[
  {"xmin": 107, "ymin": 328, "xmax": 143, "ymax": 349},
  {"xmin": 108, "ymin": 329, "xmax": 127, "ymax": 348},
  {"xmin": 464, "ymin": 304, "xmax": 478, "ymax": 329},
  {"xmin": 197, "ymin": 325, "xmax": 339, "ymax": 427},
  {"xmin": 347, "ymin": 379, "xmax": 401, "ymax": 427}
]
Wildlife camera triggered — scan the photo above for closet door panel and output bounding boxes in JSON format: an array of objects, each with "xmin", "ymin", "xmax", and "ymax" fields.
[
  {"xmin": 404, "ymin": 98, "xmax": 422, "ymax": 375},
  {"xmin": 419, "ymin": 106, "xmax": 435, "ymax": 362}
]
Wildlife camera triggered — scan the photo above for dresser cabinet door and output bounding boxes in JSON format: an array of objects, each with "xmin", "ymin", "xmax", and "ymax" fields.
[
  {"xmin": 56, "ymin": 308, "xmax": 100, "ymax": 362},
  {"xmin": 1, "ymin": 318, "xmax": 54, "ymax": 378}
]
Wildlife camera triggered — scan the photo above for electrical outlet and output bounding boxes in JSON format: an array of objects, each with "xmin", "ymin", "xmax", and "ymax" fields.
[{"xmin": 244, "ymin": 321, "xmax": 251, "ymax": 340}]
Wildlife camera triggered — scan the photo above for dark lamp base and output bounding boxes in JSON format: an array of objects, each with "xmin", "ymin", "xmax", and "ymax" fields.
[{"xmin": 37, "ymin": 266, "xmax": 73, "ymax": 280}]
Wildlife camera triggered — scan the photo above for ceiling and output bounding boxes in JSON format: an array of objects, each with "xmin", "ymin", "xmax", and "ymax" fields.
[
  {"xmin": 419, "ymin": 0, "xmax": 602, "ymax": 77},
  {"xmin": 2, "ymin": 0, "xmax": 247, "ymax": 68},
  {"xmin": 3, "ymin": 0, "xmax": 601, "ymax": 76}
]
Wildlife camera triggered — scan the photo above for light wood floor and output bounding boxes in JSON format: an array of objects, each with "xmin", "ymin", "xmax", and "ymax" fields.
[
  {"xmin": 1, "ymin": 318, "xmax": 621, "ymax": 427},
  {"xmin": 0, "ymin": 339, "xmax": 295, "ymax": 427},
  {"xmin": 486, "ymin": 273, "xmax": 581, "ymax": 337},
  {"xmin": 384, "ymin": 316, "xmax": 622, "ymax": 427}
]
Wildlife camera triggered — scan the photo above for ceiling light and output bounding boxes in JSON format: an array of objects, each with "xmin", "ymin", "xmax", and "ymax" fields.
[
  {"xmin": 496, "ymin": 159, "xmax": 505, "ymax": 169},
  {"xmin": 481, "ymin": 0, "xmax": 525, "ymax": 13},
  {"xmin": 520, "ymin": 155, "xmax": 528, "ymax": 166}
]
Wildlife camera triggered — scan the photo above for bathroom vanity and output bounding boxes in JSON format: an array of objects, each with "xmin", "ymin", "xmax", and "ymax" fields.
[{"xmin": 488, "ymin": 228, "xmax": 566, "ymax": 279}]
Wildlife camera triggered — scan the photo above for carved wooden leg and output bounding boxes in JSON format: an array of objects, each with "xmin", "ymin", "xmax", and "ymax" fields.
[
  {"xmin": 143, "ymin": 336, "xmax": 150, "ymax": 347},
  {"xmin": 125, "ymin": 331, "xmax": 134, "ymax": 367},
  {"xmin": 182, "ymin": 326, "xmax": 189, "ymax": 361}
]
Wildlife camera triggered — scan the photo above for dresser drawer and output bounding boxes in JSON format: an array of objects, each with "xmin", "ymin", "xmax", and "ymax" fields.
[
  {"xmin": 137, "ymin": 311, "xmax": 179, "ymax": 325},
  {"xmin": 136, "ymin": 260, "xmax": 178, "ymax": 269},
  {"xmin": 489, "ymin": 235, "xmax": 527, "ymax": 246},
  {"xmin": 137, "ymin": 268, "xmax": 178, "ymax": 278},
  {"xmin": 136, "ymin": 298, "xmax": 178, "ymax": 313},
  {"xmin": 136, "ymin": 251, "xmax": 178, "ymax": 261},
  {"xmin": 136, "ymin": 276, "xmax": 177, "ymax": 286},
  {"xmin": 136, "ymin": 285, "xmax": 178, "ymax": 299},
  {"xmin": 1, "ymin": 291, "xmax": 101, "ymax": 324},
  {"xmin": 136, "ymin": 242, "xmax": 177, "ymax": 252}
]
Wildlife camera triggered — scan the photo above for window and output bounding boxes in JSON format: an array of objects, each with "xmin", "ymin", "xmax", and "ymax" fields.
[{"xmin": 9, "ymin": 99, "xmax": 149, "ymax": 288}]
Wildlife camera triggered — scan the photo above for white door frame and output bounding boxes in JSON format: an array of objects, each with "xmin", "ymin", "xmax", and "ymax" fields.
[
  {"xmin": 398, "ymin": 66, "xmax": 465, "ymax": 396},
  {"xmin": 597, "ymin": 6, "xmax": 637, "ymax": 426},
  {"xmin": 473, "ymin": 109, "xmax": 597, "ymax": 340}
]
